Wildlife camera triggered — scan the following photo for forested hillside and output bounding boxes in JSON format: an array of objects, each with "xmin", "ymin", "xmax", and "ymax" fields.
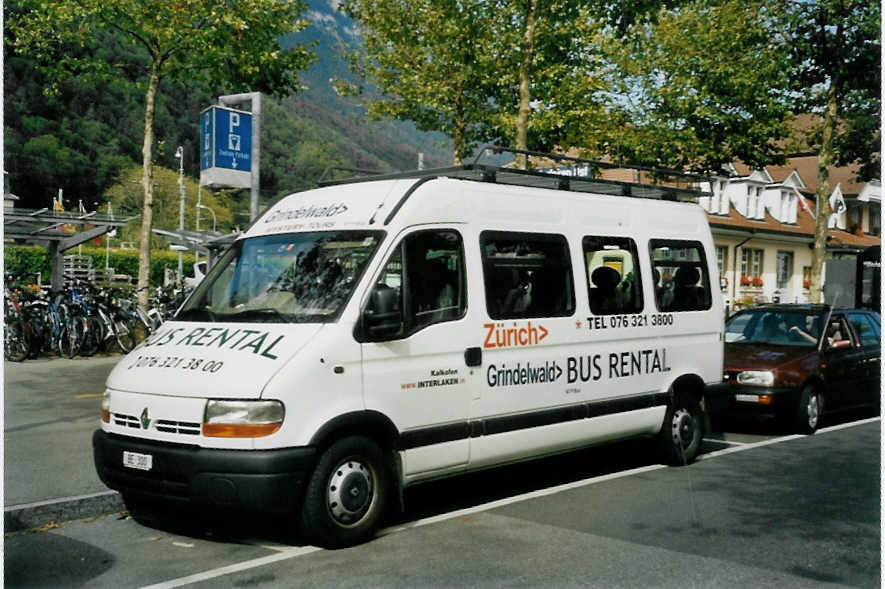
[{"xmin": 3, "ymin": 0, "xmax": 450, "ymax": 217}]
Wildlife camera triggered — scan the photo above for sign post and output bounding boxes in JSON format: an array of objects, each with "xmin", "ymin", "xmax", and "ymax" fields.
[{"xmin": 199, "ymin": 93, "xmax": 261, "ymax": 222}]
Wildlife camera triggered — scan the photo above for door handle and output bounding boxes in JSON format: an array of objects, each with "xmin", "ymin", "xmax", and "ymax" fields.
[{"xmin": 464, "ymin": 347, "xmax": 482, "ymax": 367}]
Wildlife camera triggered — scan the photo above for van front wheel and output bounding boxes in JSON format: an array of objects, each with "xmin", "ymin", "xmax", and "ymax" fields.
[
  {"xmin": 300, "ymin": 436, "xmax": 390, "ymax": 548},
  {"xmin": 659, "ymin": 396, "xmax": 703, "ymax": 466}
]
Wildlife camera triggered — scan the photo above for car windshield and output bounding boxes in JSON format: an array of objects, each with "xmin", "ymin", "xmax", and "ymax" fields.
[
  {"xmin": 178, "ymin": 231, "xmax": 384, "ymax": 323},
  {"xmin": 725, "ymin": 309, "xmax": 825, "ymax": 347}
]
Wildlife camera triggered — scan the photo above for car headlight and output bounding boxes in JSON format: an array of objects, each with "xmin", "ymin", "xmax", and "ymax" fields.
[
  {"xmin": 736, "ymin": 370, "xmax": 774, "ymax": 387},
  {"xmin": 203, "ymin": 400, "xmax": 285, "ymax": 438},
  {"xmin": 101, "ymin": 391, "xmax": 110, "ymax": 423}
]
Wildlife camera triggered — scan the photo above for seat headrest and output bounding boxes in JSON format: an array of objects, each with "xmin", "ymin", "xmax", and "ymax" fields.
[
  {"xmin": 591, "ymin": 266, "xmax": 621, "ymax": 289},
  {"xmin": 675, "ymin": 267, "xmax": 700, "ymax": 287}
]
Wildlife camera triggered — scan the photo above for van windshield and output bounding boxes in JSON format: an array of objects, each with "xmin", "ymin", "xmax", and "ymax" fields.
[{"xmin": 178, "ymin": 231, "xmax": 384, "ymax": 323}]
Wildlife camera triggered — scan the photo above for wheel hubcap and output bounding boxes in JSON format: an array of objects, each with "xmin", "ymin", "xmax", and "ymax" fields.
[
  {"xmin": 672, "ymin": 408, "xmax": 695, "ymax": 448},
  {"xmin": 327, "ymin": 460, "xmax": 373, "ymax": 525},
  {"xmin": 806, "ymin": 394, "xmax": 819, "ymax": 428}
]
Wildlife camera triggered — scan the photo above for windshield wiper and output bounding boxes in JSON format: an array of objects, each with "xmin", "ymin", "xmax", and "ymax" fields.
[
  {"xmin": 175, "ymin": 307, "xmax": 217, "ymax": 322},
  {"xmin": 231, "ymin": 308, "xmax": 289, "ymax": 323}
]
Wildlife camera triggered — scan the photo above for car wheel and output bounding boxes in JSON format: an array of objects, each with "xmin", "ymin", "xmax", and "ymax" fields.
[
  {"xmin": 659, "ymin": 394, "xmax": 704, "ymax": 466},
  {"xmin": 795, "ymin": 386, "xmax": 821, "ymax": 435},
  {"xmin": 300, "ymin": 436, "xmax": 390, "ymax": 548}
]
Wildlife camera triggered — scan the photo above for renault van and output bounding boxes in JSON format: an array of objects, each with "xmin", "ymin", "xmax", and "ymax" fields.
[{"xmin": 93, "ymin": 149, "xmax": 724, "ymax": 547}]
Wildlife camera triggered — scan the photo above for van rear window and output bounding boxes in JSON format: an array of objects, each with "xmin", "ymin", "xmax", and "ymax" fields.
[
  {"xmin": 480, "ymin": 231, "xmax": 574, "ymax": 319},
  {"xmin": 649, "ymin": 240, "xmax": 712, "ymax": 312}
]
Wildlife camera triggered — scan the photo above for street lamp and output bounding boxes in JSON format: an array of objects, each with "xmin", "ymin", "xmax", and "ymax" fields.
[
  {"xmin": 197, "ymin": 203, "xmax": 216, "ymax": 232},
  {"xmin": 175, "ymin": 146, "xmax": 185, "ymax": 284}
]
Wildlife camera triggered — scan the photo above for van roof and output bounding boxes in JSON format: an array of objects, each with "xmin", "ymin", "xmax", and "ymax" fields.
[
  {"xmin": 318, "ymin": 145, "xmax": 711, "ymax": 202},
  {"xmin": 245, "ymin": 147, "xmax": 712, "ymax": 240}
]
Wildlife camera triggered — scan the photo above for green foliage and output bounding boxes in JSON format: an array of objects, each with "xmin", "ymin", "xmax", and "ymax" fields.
[
  {"xmin": 342, "ymin": 0, "xmax": 505, "ymax": 163},
  {"xmin": 782, "ymin": 0, "xmax": 880, "ymax": 180},
  {"xmin": 103, "ymin": 166, "xmax": 236, "ymax": 243},
  {"xmin": 4, "ymin": 245, "xmax": 196, "ymax": 288},
  {"xmin": 597, "ymin": 0, "xmax": 793, "ymax": 171}
]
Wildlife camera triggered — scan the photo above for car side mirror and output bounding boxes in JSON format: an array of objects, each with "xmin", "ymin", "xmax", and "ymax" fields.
[{"xmin": 362, "ymin": 284, "xmax": 403, "ymax": 341}]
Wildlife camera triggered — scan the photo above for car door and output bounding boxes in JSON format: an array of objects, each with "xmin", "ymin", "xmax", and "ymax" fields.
[
  {"xmin": 846, "ymin": 311, "xmax": 881, "ymax": 406},
  {"xmin": 821, "ymin": 314, "xmax": 866, "ymax": 410},
  {"xmin": 359, "ymin": 226, "xmax": 475, "ymax": 477}
]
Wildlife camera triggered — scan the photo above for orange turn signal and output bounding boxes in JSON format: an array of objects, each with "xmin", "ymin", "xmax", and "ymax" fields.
[
  {"xmin": 202, "ymin": 423, "xmax": 282, "ymax": 438},
  {"xmin": 758, "ymin": 395, "xmax": 772, "ymax": 405}
]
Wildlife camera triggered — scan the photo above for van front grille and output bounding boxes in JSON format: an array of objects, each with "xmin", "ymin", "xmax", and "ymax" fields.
[{"xmin": 111, "ymin": 413, "xmax": 201, "ymax": 436}]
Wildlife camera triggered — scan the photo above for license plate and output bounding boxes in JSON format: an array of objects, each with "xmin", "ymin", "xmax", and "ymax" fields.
[
  {"xmin": 735, "ymin": 394, "xmax": 759, "ymax": 403},
  {"xmin": 123, "ymin": 451, "xmax": 153, "ymax": 471}
]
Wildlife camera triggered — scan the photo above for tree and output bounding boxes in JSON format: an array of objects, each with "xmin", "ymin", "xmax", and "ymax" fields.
[
  {"xmin": 11, "ymin": 0, "xmax": 315, "ymax": 308},
  {"xmin": 342, "ymin": 0, "xmax": 608, "ymax": 166},
  {"xmin": 597, "ymin": 0, "xmax": 793, "ymax": 172},
  {"xmin": 341, "ymin": 0, "xmax": 501, "ymax": 164},
  {"xmin": 782, "ymin": 0, "xmax": 880, "ymax": 302}
]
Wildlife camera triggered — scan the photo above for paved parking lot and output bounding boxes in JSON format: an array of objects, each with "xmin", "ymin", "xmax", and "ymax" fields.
[{"xmin": 4, "ymin": 356, "xmax": 881, "ymax": 588}]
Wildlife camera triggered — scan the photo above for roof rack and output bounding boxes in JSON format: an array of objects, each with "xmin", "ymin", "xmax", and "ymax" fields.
[{"xmin": 318, "ymin": 145, "xmax": 711, "ymax": 201}]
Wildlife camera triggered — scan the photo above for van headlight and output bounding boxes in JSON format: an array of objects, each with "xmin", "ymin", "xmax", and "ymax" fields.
[
  {"xmin": 101, "ymin": 391, "xmax": 110, "ymax": 423},
  {"xmin": 736, "ymin": 371, "xmax": 774, "ymax": 387},
  {"xmin": 203, "ymin": 400, "xmax": 285, "ymax": 438}
]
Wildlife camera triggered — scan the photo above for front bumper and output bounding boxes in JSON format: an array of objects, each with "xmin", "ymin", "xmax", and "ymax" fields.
[
  {"xmin": 705, "ymin": 383, "xmax": 801, "ymax": 418},
  {"xmin": 93, "ymin": 430, "xmax": 316, "ymax": 513}
]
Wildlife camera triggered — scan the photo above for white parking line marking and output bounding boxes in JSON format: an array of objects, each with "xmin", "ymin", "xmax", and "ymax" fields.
[
  {"xmin": 704, "ymin": 438, "xmax": 746, "ymax": 446},
  {"xmin": 139, "ymin": 416, "xmax": 880, "ymax": 589},
  {"xmin": 139, "ymin": 546, "xmax": 323, "ymax": 589}
]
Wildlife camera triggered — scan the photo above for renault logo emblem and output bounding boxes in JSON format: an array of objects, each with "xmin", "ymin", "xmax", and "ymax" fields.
[{"xmin": 140, "ymin": 408, "xmax": 151, "ymax": 430}]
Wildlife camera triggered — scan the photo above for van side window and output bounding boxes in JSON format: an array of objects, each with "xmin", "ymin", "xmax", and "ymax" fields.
[
  {"xmin": 583, "ymin": 236, "xmax": 643, "ymax": 315},
  {"xmin": 481, "ymin": 231, "xmax": 574, "ymax": 319},
  {"xmin": 650, "ymin": 240, "xmax": 712, "ymax": 312},
  {"xmin": 368, "ymin": 229, "xmax": 466, "ymax": 337}
]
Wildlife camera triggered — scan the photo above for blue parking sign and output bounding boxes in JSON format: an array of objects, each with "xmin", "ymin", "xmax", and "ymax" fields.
[{"xmin": 200, "ymin": 105, "xmax": 253, "ymax": 188}]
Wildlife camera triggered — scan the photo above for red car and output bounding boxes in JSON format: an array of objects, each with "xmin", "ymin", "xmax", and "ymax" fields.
[{"xmin": 707, "ymin": 304, "xmax": 880, "ymax": 434}]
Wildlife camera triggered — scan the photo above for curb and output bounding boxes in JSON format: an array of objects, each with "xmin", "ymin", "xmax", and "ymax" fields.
[{"xmin": 4, "ymin": 491, "xmax": 126, "ymax": 533}]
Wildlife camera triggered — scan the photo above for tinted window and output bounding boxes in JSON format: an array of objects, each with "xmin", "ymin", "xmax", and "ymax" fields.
[
  {"xmin": 583, "ymin": 236, "xmax": 643, "ymax": 315},
  {"xmin": 650, "ymin": 240, "xmax": 712, "ymax": 312},
  {"xmin": 481, "ymin": 231, "xmax": 574, "ymax": 319},
  {"xmin": 370, "ymin": 229, "xmax": 466, "ymax": 336},
  {"xmin": 847, "ymin": 312, "xmax": 880, "ymax": 347}
]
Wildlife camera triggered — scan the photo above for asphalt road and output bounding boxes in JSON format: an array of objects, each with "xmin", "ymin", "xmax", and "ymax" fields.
[
  {"xmin": 4, "ymin": 355, "xmax": 120, "ymax": 505},
  {"xmin": 3, "ymin": 356, "xmax": 881, "ymax": 588}
]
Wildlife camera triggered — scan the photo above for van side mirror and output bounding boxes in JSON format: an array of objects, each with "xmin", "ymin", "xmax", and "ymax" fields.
[{"xmin": 363, "ymin": 284, "xmax": 403, "ymax": 341}]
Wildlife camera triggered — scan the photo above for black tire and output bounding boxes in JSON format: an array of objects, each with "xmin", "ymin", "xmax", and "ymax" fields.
[
  {"xmin": 5, "ymin": 319, "xmax": 30, "ymax": 362},
  {"xmin": 114, "ymin": 317, "xmax": 138, "ymax": 353},
  {"xmin": 658, "ymin": 394, "xmax": 704, "ymax": 466},
  {"xmin": 300, "ymin": 436, "xmax": 391, "ymax": 548},
  {"xmin": 795, "ymin": 386, "xmax": 821, "ymax": 435}
]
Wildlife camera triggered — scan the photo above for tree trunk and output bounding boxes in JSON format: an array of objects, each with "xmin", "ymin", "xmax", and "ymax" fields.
[
  {"xmin": 514, "ymin": 0, "xmax": 538, "ymax": 169},
  {"xmin": 137, "ymin": 61, "xmax": 161, "ymax": 311},
  {"xmin": 808, "ymin": 82, "xmax": 838, "ymax": 303}
]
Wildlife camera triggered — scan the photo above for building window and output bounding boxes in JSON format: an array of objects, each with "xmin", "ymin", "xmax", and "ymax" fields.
[
  {"xmin": 871, "ymin": 209, "xmax": 881, "ymax": 236},
  {"xmin": 716, "ymin": 246, "xmax": 728, "ymax": 276},
  {"xmin": 741, "ymin": 248, "xmax": 764, "ymax": 285},
  {"xmin": 776, "ymin": 251, "xmax": 793, "ymax": 290},
  {"xmin": 803, "ymin": 265, "xmax": 811, "ymax": 289}
]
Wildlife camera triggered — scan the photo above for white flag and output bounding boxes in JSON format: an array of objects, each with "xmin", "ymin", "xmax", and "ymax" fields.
[
  {"xmin": 829, "ymin": 183, "xmax": 846, "ymax": 215},
  {"xmin": 794, "ymin": 187, "xmax": 813, "ymax": 215}
]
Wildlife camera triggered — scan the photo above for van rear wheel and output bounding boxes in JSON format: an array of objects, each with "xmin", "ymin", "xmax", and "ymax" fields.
[
  {"xmin": 659, "ymin": 395, "xmax": 703, "ymax": 466},
  {"xmin": 300, "ymin": 436, "xmax": 390, "ymax": 548}
]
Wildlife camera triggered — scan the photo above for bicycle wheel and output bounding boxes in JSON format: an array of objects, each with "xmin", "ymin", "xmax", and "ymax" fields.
[
  {"xmin": 79, "ymin": 317, "xmax": 102, "ymax": 357},
  {"xmin": 59, "ymin": 317, "xmax": 84, "ymax": 359},
  {"xmin": 5, "ymin": 319, "xmax": 30, "ymax": 362},
  {"xmin": 114, "ymin": 317, "xmax": 139, "ymax": 353}
]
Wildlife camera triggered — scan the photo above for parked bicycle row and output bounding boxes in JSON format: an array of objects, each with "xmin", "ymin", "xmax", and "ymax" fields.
[{"xmin": 3, "ymin": 276, "xmax": 191, "ymax": 362}]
